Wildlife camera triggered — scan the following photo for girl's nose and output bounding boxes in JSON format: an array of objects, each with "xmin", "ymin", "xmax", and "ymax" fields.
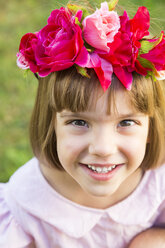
[{"xmin": 88, "ymin": 128, "xmax": 118, "ymax": 157}]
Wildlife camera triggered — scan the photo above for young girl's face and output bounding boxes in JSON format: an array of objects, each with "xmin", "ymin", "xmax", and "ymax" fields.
[{"xmin": 55, "ymin": 86, "xmax": 149, "ymax": 202}]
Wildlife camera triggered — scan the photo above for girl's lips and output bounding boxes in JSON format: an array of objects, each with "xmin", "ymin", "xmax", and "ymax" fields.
[{"xmin": 80, "ymin": 163, "xmax": 124, "ymax": 181}]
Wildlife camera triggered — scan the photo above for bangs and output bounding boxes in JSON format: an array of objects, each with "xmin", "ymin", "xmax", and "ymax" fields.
[
  {"xmin": 49, "ymin": 67, "xmax": 102, "ymax": 113},
  {"xmin": 48, "ymin": 67, "xmax": 158, "ymax": 117}
]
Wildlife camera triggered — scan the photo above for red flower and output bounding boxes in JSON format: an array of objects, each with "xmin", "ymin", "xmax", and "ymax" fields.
[
  {"xmin": 130, "ymin": 6, "xmax": 150, "ymax": 42},
  {"xmin": 18, "ymin": 33, "xmax": 38, "ymax": 73}
]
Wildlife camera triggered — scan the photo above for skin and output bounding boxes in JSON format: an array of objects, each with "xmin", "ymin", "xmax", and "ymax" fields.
[
  {"xmin": 41, "ymin": 87, "xmax": 149, "ymax": 208},
  {"xmin": 40, "ymin": 86, "xmax": 165, "ymax": 247},
  {"xmin": 128, "ymin": 228, "xmax": 165, "ymax": 248}
]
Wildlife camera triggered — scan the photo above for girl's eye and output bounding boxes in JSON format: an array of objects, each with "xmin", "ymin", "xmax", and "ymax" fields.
[
  {"xmin": 118, "ymin": 119, "xmax": 136, "ymax": 127},
  {"xmin": 70, "ymin": 120, "xmax": 88, "ymax": 127}
]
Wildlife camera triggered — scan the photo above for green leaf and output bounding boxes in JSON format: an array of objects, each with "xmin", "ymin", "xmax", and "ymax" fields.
[
  {"xmin": 108, "ymin": 0, "xmax": 119, "ymax": 11},
  {"xmin": 75, "ymin": 17, "xmax": 81, "ymax": 27},
  {"xmin": 81, "ymin": 8, "xmax": 90, "ymax": 20},
  {"xmin": 137, "ymin": 56, "xmax": 158, "ymax": 80},
  {"xmin": 140, "ymin": 40, "xmax": 155, "ymax": 54},
  {"xmin": 67, "ymin": 4, "xmax": 80, "ymax": 15},
  {"xmin": 75, "ymin": 65, "xmax": 90, "ymax": 78},
  {"xmin": 146, "ymin": 70, "xmax": 157, "ymax": 81},
  {"xmin": 153, "ymin": 31, "xmax": 164, "ymax": 47},
  {"xmin": 140, "ymin": 32, "xmax": 164, "ymax": 54},
  {"xmin": 137, "ymin": 56, "xmax": 154, "ymax": 70},
  {"xmin": 67, "ymin": 4, "xmax": 89, "ymax": 21}
]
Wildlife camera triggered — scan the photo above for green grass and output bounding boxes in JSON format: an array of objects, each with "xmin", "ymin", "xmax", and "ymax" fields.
[{"xmin": 1, "ymin": 0, "xmax": 165, "ymax": 182}]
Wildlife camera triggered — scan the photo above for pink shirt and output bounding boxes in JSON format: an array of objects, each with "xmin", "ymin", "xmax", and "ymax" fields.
[{"xmin": 0, "ymin": 158, "xmax": 165, "ymax": 248}]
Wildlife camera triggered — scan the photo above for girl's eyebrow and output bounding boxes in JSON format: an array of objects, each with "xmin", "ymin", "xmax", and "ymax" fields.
[
  {"xmin": 59, "ymin": 113, "xmax": 87, "ymax": 118},
  {"xmin": 59, "ymin": 112, "xmax": 145, "ymax": 120}
]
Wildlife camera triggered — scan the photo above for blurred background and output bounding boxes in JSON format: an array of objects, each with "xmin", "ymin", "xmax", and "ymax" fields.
[{"xmin": 1, "ymin": 0, "xmax": 165, "ymax": 182}]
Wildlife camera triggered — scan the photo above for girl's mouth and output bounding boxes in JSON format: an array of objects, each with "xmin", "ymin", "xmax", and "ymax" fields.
[
  {"xmin": 87, "ymin": 164, "xmax": 116, "ymax": 173},
  {"xmin": 80, "ymin": 163, "xmax": 124, "ymax": 181}
]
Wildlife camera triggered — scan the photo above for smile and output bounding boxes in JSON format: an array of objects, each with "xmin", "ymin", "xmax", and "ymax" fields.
[
  {"xmin": 80, "ymin": 163, "xmax": 124, "ymax": 181},
  {"xmin": 87, "ymin": 164, "xmax": 116, "ymax": 173}
]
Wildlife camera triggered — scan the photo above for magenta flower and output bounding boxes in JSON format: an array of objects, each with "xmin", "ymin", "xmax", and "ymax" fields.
[
  {"xmin": 35, "ymin": 7, "xmax": 89, "ymax": 77},
  {"xmin": 83, "ymin": 2, "xmax": 120, "ymax": 52}
]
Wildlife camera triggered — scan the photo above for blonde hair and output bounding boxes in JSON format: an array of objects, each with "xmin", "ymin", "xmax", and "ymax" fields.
[{"xmin": 30, "ymin": 67, "xmax": 165, "ymax": 170}]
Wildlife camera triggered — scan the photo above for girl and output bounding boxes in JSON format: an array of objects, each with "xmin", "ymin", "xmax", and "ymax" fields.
[{"xmin": 1, "ymin": 1, "xmax": 165, "ymax": 247}]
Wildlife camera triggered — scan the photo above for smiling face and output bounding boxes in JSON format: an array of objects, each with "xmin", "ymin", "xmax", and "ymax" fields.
[{"xmin": 54, "ymin": 86, "xmax": 149, "ymax": 202}]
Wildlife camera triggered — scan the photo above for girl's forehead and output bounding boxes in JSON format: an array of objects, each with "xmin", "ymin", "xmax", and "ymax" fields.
[{"xmin": 87, "ymin": 86, "xmax": 135, "ymax": 116}]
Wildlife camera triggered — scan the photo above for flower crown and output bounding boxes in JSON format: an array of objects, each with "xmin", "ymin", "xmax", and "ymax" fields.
[{"xmin": 17, "ymin": 0, "xmax": 165, "ymax": 91}]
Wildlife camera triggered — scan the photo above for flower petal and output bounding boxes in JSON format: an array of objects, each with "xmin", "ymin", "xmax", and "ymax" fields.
[
  {"xmin": 90, "ymin": 53, "xmax": 113, "ymax": 91},
  {"xmin": 130, "ymin": 6, "xmax": 150, "ymax": 41},
  {"xmin": 113, "ymin": 66, "xmax": 133, "ymax": 90},
  {"xmin": 75, "ymin": 46, "xmax": 90, "ymax": 67},
  {"xmin": 82, "ymin": 3, "xmax": 120, "ymax": 52}
]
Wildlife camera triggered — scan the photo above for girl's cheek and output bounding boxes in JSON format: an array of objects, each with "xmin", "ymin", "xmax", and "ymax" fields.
[
  {"xmin": 57, "ymin": 136, "xmax": 88, "ymax": 155},
  {"xmin": 119, "ymin": 135, "xmax": 148, "ymax": 154}
]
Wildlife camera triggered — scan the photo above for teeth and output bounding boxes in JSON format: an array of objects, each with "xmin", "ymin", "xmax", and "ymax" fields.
[
  {"xmin": 96, "ymin": 167, "xmax": 102, "ymax": 173},
  {"xmin": 102, "ymin": 167, "xmax": 108, "ymax": 173},
  {"xmin": 87, "ymin": 164, "xmax": 116, "ymax": 173}
]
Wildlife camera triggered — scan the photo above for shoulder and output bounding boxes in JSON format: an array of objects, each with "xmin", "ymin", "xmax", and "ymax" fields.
[
  {"xmin": 0, "ymin": 182, "xmax": 33, "ymax": 247},
  {"xmin": 6, "ymin": 157, "xmax": 42, "ymax": 211},
  {"xmin": 9, "ymin": 157, "xmax": 39, "ymax": 190},
  {"xmin": 0, "ymin": 158, "xmax": 39, "ymax": 246},
  {"xmin": 150, "ymin": 164, "xmax": 165, "ymax": 226},
  {"xmin": 141, "ymin": 164, "xmax": 165, "ymax": 203},
  {"xmin": 149, "ymin": 164, "xmax": 165, "ymax": 195}
]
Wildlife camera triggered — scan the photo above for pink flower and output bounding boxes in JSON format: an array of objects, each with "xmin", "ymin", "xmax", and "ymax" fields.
[
  {"xmin": 17, "ymin": 53, "xmax": 30, "ymax": 69},
  {"xmin": 155, "ymin": 70, "xmax": 165, "ymax": 80},
  {"xmin": 83, "ymin": 2, "xmax": 120, "ymax": 52},
  {"xmin": 18, "ymin": 33, "xmax": 38, "ymax": 73},
  {"xmin": 35, "ymin": 7, "xmax": 89, "ymax": 77}
]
